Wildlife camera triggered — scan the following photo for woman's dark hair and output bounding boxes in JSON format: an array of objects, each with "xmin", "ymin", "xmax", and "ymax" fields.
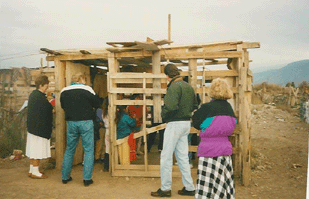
[
  {"xmin": 115, "ymin": 105, "xmax": 127, "ymax": 124},
  {"xmin": 164, "ymin": 64, "xmax": 180, "ymax": 78},
  {"xmin": 35, "ymin": 75, "xmax": 49, "ymax": 89}
]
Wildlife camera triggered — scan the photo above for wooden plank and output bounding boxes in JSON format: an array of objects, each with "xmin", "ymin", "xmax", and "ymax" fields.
[
  {"xmin": 133, "ymin": 123, "xmax": 167, "ymax": 139},
  {"xmin": 188, "ymin": 58, "xmax": 198, "ymax": 91},
  {"xmin": 108, "ymin": 53, "xmax": 120, "ymax": 174},
  {"xmin": 152, "ymin": 51, "xmax": 162, "ymax": 123},
  {"xmin": 181, "ymin": 69, "xmax": 238, "ymax": 77},
  {"xmin": 54, "ymin": 59, "xmax": 66, "ymax": 169},
  {"xmin": 106, "ymin": 47, "xmax": 143, "ymax": 53},
  {"xmin": 161, "ymin": 41, "xmax": 243, "ymax": 51},
  {"xmin": 106, "ymin": 41, "xmax": 137, "ymax": 47},
  {"xmin": 154, "ymin": 39, "xmax": 172, "ymax": 46},
  {"xmin": 135, "ymin": 41, "xmax": 160, "ymax": 51},
  {"xmin": 109, "ymin": 88, "xmax": 166, "ymax": 94},
  {"xmin": 242, "ymin": 42, "xmax": 260, "ymax": 49},
  {"xmin": 242, "ymin": 49, "xmax": 251, "ymax": 186},
  {"xmin": 247, "ymin": 68, "xmax": 253, "ymax": 77},
  {"xmin": 143, "ymin": 76, "xmax": 148, "ymax": 171},
  {"xmin": 113, "ymin": 78, "xmax": 167, "ymax": 84},
  {"xmin": 115, "ymin": 51, "xmax": 153, "ymax": 59},
  {"xmin": 80, "ymin": 50, "xmax": 91, "ymax": 54},
  {"xmin": 175, "ymin": 60, "xmax": 228, "ymax": 67},
  {"xmin": 109, "ymin": 73, "xmax": 166, "ymax": 79},
  {"xmin": 146, "ymin": 123, "xmax": 167, "ymax": 134},
  {"xmin": 190, "ymin": 127, "xmax": 200, "ymax": 134},
  {"xmin": 40, "ymin": 48, "xmax": 63, "ymax": 55},
  {"xmin": 165, "ymin": 51, "xmax": 242, "ymax": 60},
  {"xmin": 237, "ymin": 45, "xmax": 250, "ymax": 186},
  {"xmin": 46, "ymin": 53, "xmax": 109, "ymax": 61}
]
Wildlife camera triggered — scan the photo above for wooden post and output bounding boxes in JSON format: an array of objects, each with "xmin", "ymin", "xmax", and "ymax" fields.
[
  {"xmin": 54, "ymin": 58, "xmax": 66, "ymax": 169},
  {"xmin": 152, "ymin": 51, "xmax": 162, "ymax": 123},
  {"xmin": 239, "ymin": 46, "xmax": 251, "ymax": 186},
  {"xmin": 143, "ymin": 75, "xmax": 148, "ymax": 171},
  {"xmin": 108, "ymin": 53, "xmax": 119, "ymax": 174},
  {"xmin": 188, "ymin": 58, "xmax": 197, "ymax": 91},
  {"xmin": 168, "ymin": 14, "xmax": 171, "ymax": 42},
  {"xmin": 202, "ymin": 62, "xmax": 206, "ymax": 103}
]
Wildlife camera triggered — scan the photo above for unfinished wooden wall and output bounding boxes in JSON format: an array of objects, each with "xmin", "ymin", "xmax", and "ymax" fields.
[{"xmin": 0, "ymin": 67, "xmax": 55, "ymax": 112}]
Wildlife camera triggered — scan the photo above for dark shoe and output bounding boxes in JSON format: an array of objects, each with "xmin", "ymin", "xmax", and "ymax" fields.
[
  {"xmin": 178, "ymin": 187, "xmax": 195, "ymax": 196},
  {"xmin": 103, "ymin": 153, "xmax": 109, "ymax": 172},
  {"xmin": 151, "ymin": 188, "xmax": 171, "ymax": 197},
  {"xmin": 83, "ymin": 179, "xmax": 93, "ymax": 187},
  {"xmin": 62, "ymin": 177, "xmax": 72, "ymax": 184}
]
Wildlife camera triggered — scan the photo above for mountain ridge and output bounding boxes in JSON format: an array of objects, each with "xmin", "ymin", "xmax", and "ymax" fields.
[{"xmin": 252, "ymin": 60, "xmax": 309, "ymax": 86}]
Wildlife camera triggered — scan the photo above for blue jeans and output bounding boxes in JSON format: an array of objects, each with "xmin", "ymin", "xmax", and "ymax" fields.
[
  {"xmin": 62, "ymin": 120, "xmax": 94, "ymax": 180},
  {"xmin": 160, "ymin": 121, "xmax": 195, "ymax": 191}
]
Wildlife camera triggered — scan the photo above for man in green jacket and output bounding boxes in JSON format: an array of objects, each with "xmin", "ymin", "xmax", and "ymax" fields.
[{"xmin": 151, "ymin": 64, "xmax": 197, "ymax": 197}]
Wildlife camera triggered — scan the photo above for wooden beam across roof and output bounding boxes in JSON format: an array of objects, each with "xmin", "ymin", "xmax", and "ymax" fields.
[
  {"xmin": 80, "ymin": 50, "xmax": 91, "ymax": 54},
  {"xmin": 164, "ymin": 51, "xmax": 243, "ymax": 60},
  {"xmin": 46, "ymin": 53, "xmax": 109, "ymax": 61},
  {"xmin": 135, "ymin": 41, "xmax": 160, "ymax": 51},
  {"xmin": 43, "ymin": 41, "xmax": 259, "ymax": 64},
  {"xmin": 40, "ymin": 48, "xmax": 63, "ymax": 55},
  {"xmin": 161, "ymin": 41, "xmax": 260, "ymax": 55},
  {"xmin": 106, "ymin": 42, "xmax": 137, "ymax": 47}
]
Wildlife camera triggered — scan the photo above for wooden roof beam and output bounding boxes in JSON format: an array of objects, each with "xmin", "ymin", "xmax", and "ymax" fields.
[
  {"xmin": 80, "ymin": 50, "xmax": 91, "ymax": 54},
  {"xmin": 40, "ymin": 48, "xmax": 63, "ymax": 55},
  {"xmin": 46, "ymin": 53, "xmax": 109, "ymax": 61},
  {"xmin": 165, "ymin": 51, "xmax": 242, "ymax": 60}
]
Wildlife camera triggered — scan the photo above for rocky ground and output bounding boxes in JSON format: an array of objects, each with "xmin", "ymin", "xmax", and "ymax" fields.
[{"xmin": 0, "ymin": 104, "xmax": 308, "ymax": 199}]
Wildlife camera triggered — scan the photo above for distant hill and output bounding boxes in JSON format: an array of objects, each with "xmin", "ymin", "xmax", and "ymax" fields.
[{"xmin": 253, "ymin": 60, "xmax": 309, "ymax": 86}]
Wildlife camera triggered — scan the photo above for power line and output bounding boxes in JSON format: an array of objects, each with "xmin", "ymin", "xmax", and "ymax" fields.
[
  {"xmin": 0, "ymin": 53, "xmax": 42, "ymax": 61},
  {"xmin": 0, "ymin": 50, "xmax": 39, "ymax": 58}
]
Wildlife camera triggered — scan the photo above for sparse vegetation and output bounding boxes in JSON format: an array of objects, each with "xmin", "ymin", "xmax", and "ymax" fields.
[{"xmin": 0, "ymin": 109, "xmax": 27, "ymax": 158}]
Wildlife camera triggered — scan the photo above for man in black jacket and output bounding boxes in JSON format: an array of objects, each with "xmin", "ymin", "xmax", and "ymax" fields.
[{"xmin": 60, "ymin": 72, "xmax": 101, "ymax": 186}]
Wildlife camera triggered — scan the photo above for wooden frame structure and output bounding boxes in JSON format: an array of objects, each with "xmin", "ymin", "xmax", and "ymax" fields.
[{"xmin": 42, "ymin": 39, "xmax": 260, "ymax": 186}]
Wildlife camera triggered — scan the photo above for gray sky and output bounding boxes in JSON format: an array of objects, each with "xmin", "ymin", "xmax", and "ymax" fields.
[{"xmin": 0, "ymin": 0, "xmax": 308, "ymax": 70}]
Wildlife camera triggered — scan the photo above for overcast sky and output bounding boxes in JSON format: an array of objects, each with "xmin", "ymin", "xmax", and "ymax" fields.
[{"xmin": 0, "ymin": 0, "xmax": 308, "ymax": 70}]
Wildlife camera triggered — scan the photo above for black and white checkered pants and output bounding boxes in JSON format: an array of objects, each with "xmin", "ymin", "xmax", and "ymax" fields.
[{"xmin": 195, "ymin": 156, "xmax": 235, "ymax": 199}]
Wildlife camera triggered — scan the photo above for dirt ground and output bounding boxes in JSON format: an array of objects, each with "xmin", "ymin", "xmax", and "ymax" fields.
[{"xmin": 0, "ymin": 104, "xmax": 308, "ymax": 199}]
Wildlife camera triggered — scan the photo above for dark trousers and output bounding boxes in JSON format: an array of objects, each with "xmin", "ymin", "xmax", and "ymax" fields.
[{"xmin": 147, "ymin": 123, "xmax": 164, "ymax": 152}]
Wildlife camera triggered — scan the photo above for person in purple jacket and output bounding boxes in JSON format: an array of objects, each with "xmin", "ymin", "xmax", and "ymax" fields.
[{"xmin": 192, "ymin": 78, "xmax": 236, "ymax": 199}]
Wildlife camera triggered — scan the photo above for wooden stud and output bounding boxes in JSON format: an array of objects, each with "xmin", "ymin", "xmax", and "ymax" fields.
[
  {"xmin": 54, "ymin": 59, "xmax": 66, "ymax": 169},
  {"xmin": 143, "ymin": 75, "xmax": 148, "ymax": 171},
  {"xmin": 108, "ymin": 52, "xmax": 119, "ymax": 174},
  {"xmin": 152, "ymin": 51, "xmax": 162, "ymax": 123}
]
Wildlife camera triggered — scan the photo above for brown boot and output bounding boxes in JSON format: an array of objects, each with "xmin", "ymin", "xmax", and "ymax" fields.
[{"xmin": 151, "ymin": 188, "xmax": 171, "ymax": 197}]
